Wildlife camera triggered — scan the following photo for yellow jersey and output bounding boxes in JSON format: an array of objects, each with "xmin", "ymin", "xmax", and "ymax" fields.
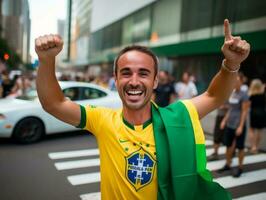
[{"xmin": 80, "ymin": 105, "xmax": 157, "ymax": 200}]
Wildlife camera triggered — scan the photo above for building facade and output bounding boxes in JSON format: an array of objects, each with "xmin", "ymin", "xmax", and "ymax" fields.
[
  {"xmin": 62, "ymin": 0, "xmax": 92, "ymax": 71},
  {"xmin": 1, "ymin": 0, "xmax": 31, "ymax": 64},
  {"xmin": 88, "ymin": 0, "xmax": 266, "ymax": 92}
]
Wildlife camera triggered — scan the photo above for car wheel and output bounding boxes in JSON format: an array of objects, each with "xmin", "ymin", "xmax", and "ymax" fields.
[{"xmin": 13, "ymin": 117, "xmax": 45, "ymax": 144}]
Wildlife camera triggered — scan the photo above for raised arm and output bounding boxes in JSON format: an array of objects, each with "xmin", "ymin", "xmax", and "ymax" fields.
[
  {"xmin": 191, "ymin": 19, "xmax": 250, "ymax": 119},
  {"xmin": 35, "ymin": 34, "xmax": 80, "ymax": 126}
]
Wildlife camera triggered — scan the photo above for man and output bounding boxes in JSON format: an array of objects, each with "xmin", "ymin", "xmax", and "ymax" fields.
[
  {"xmin": 153, "ymin": 70, "xmax": 176, "ymax": 107},
  {"xmin": 218, "ymin": 74, "xmax": 250, "ymax": 177},
  {"xmin": 35, "ymin": 19, "xmax": 250, "ymax": 199},
  {"xmin": 175, "ymin": 71, "xmax": 198, "ymax": 100}
]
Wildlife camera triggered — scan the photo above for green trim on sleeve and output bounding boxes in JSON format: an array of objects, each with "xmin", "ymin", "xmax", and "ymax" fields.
[{"xmin": 76, "ymin": 105, "xmax": 86, "ymax": 129}]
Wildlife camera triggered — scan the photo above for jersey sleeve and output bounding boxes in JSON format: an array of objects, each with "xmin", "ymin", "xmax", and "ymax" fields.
[{"xmin": 76, "ymin": 104, "xmax": 107, "ymax": 136}]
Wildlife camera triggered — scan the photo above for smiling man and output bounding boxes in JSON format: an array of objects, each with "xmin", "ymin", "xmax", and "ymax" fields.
[{"xmin": 35, "ymin": 19, "xmax": 250, "ymax": 200}]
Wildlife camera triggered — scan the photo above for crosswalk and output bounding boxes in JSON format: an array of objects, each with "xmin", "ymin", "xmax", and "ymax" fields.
[{"xmin": 48, "ymin": 140, "xmax": 266, "ymax": 200}]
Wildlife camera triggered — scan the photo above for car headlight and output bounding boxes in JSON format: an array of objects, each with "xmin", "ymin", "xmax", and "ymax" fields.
[{"xmin": 0, "ymin": 114, "xmax": 6, "ymax": 120}]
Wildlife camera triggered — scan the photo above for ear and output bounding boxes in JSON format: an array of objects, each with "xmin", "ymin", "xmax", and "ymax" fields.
[
  {"xmin": 114, "ymin": 73, "xmax": 118, "ymax": 88},
  {"xmin": 153, "ymin": 75, "xmax": 159, "ymax": 89}
]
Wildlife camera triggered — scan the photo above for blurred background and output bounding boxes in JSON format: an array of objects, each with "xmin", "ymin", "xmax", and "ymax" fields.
[
  {"xmin": 0, "ymin": 1, "xmax": 265, "ymax": 200},
  {"xmin": 0, "ymin": 0, "xmax": 265, "ymax": 92}
]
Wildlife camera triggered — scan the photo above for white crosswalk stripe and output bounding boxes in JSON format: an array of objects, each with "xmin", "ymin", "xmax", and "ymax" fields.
[
  {"xmin": 48, "ymin": 149, "xmax": 99, "ymax": 160},
  {"xmin": 68, "ymin": 172, "xmax": 100, "ymax": 185},
  {"xmin": 80, "ymin": 192, "xmax": 101, "ymax": 200},
  {"xmin": 205, "ymin": 140, "xmax": 213, "ymax": 146},
  {"xmin": 48, "ymin": 139, "xmax": 266, "ymax": 199},
  {"xmin": 214, "ymin": 169, "xmax": 266, "ymax": 188},
  {"xmin": 55, "ymin": 158, "xmax": 100, "ymax": 170},
  {"xmin": 207, "ymin": 153, "xmax": 266, "ymax": 171},
  {"xmin": 206, "ymin": 146, "xmax": 226, "ymax": 156},
  {"xmin": 234, "ymin": 192, "xmax": 266, "ymax": 200}
]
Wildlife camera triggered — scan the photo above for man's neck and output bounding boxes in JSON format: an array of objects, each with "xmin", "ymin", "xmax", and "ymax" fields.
[{"xmin": 122, "ymin": 104, "xmax": 152, "ymax": 126}]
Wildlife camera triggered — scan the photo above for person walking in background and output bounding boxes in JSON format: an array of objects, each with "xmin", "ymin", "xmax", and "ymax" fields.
[
  {"xmin": 175, "ymin": 71, "xmax": 198, "ymax": 100},
  {"xmin": 239, "ymin": 72, "xmax": 249, "ymax": 92},
  {"xmin": 218, "ymin": 74, "xmax": 250, "ymax": 177},
  {"xmin": 153, "ymin": 70, "xmax": 176, "ymax": 107},
  {"xmin": 209, "ymin": 103, "xmax": 229, "ymax": 161},
  {"xmin": 8, "ymin": 74, "xmax": 32, "ymax": 97},
  {"xmin": 108, "ymin": 75, "xmax": 117, "ymax": 91},
  {"xmin": 1, "ymin": 70, "xmax": 13, "ymax": 97},
  {"xmin": 248, "ymin": 79, "xmax": 266, "ymax": 154}
]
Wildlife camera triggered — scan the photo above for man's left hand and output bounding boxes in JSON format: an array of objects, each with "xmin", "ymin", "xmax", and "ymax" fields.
[{"xmin": 221, "ymin": 19, "xmax": 250, "ymax": 69}]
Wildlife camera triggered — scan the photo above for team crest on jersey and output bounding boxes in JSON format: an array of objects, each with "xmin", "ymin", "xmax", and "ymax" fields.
[{"xmin": 125, "ymin": 148, "xmax": 156, "ymax": 191}]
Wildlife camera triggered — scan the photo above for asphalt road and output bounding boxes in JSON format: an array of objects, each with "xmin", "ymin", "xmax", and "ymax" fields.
[
  {"xmin": 0, "ymin": 131, "xmax": 99, "ymax": 200},
  {"xmin": 0, "ymin": 131, "xmax": 265, "ymax": 200}
]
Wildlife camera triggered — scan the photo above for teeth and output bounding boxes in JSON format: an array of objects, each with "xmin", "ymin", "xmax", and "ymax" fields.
[{"xmin": 127, "ymin": 90, "xmax": 142, "ymax": 95}]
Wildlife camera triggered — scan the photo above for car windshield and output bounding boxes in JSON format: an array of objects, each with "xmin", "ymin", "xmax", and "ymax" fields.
[{"xmin": 16, "ymin": 89, "xmax": 38, "ymax": 100}]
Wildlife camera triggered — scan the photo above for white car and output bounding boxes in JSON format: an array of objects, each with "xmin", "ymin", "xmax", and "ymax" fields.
[{"xmin": 0, "ymin": 81, "xmax": 122, "ymax": 143}]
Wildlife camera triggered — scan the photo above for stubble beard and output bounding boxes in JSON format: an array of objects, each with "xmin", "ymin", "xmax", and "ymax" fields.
[{"xmin": 118, "ymin": 85, "xmax": 151, "ymax": 111}]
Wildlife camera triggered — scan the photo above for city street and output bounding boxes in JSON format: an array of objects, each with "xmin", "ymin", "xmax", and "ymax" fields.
[
  {"xmin": 0, "ymin": 131, "xmax": 99, "ymax": 200},
  {"xmin": 0, "ymin": 131, "xmax": 265, "ymax": 200},
  {"xmin": 1, "ymin": 0, "xmax": 266, "ymax": 199}
]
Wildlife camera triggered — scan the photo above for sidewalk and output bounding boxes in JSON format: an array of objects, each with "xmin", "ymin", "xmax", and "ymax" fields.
[{"xmin": 201, "ymin": 110, "xmax": 266, "ymax": 151}]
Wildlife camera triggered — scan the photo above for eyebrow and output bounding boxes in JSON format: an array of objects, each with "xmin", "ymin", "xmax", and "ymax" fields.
[
  {"xmin": 139, "ymin": 68, "xmax": 151, "ymax": 73},
  {"xmin": 119, "ymin": 67, "xmax": 151, "ymax": 73}
]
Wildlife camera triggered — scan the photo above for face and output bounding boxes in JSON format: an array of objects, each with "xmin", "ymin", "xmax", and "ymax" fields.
[
  {"xmin": 182, "ymin": 72, "xmax": 190, "ymax": 83},
  {"xmin": 115, "ymin": 50, "xmax": 158, "ymax": 111},
  {"xmin": 159, "ymin": 71, "xmax": 168, "ymax": 84}
]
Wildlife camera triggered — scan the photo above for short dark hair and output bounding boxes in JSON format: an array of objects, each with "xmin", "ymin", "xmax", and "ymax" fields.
[{"xmin": 114, "ymin": 45, "xmax": 159, "ymax": 76}]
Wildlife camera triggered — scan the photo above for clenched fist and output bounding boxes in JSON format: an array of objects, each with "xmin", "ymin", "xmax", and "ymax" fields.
[
  {"xmin": 35, "ymin": 34, "xmax": 63, "ymax": 60},
  {"xmin": 221, "ymin": 19, "xmax": 250, "ymax": 70}
]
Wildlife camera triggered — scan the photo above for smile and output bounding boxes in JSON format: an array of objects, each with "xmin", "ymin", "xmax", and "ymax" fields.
[{"xmin": 126, "ymin": 90, "xmax": 143, "ymax": 96}]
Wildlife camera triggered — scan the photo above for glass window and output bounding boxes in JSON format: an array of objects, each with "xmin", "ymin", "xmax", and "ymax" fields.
[
  {"xmin": 180, "ymin": 0, "xmax": 213, "ymax": 32},
  {"xmin": 103, "ymin": 21, "xmax": 122, "ymax": 49},
  {"xmin": 151, "ymin": 0, "xmax": 181, "ymax": 38},
  {"xmin": 180, "ymin": 0, "xmax": 266, "ymax": 32},
  {"xmin": 82, "ymin": 87, "xmax": 107, "ymax": 99},
  {"xmin": 63, "ymin": 87, "xmax": 80, "ymax": 101},
  {"xmin": 89, "ymin": 29, "xmax": 103, "ymax": 61},
  {"xmin": 122, "ymin": 6, "xmax": 151, "ymax": 45}
]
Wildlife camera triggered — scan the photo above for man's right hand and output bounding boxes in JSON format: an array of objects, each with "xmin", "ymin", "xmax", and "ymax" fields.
[{"xmin": 35, "ymin": 34, "xmax": 63, "ymax": 60}]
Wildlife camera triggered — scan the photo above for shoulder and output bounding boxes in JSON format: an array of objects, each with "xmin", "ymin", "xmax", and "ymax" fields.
[{"xmin": 84, "ymin": 105, "xmax": 120, "ymax": 115}]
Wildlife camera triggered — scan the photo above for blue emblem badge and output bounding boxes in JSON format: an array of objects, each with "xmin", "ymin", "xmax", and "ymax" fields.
[{"xmin": 125, "ymin": 148, "xmax": 156, "ymax": 191}]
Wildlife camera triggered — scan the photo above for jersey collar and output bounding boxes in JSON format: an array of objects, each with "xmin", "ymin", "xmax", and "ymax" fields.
[{"xmin": 122, "ymin": 116, "xmax": 152, "ymax": 131}]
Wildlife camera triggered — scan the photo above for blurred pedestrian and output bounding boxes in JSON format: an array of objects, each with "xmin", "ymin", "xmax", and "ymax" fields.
[
  {"xmin": 239, "ymin": 72, "xmax": 249, "ymax": 92},
  {"xmin": 94, "ymin": 73, "xmax": 109, "ymax": 88},
  {"xmin": 108, "ymin": 75, "xmax": 116, "ymax": 91},
  {"xmin": 218, "ymin": 74, "xmax": 250, "ymax": 177},
  {"xmin": 8, "ymin": 74, "xmax": 32, "ymax": 97},
  {"xmin": 248, "ymin": 79, "xmax": 266, "ymax": 154},
  {"xmin": 153, "ymin": 70, "xmax": 176, "ymax": 107},
  {"xmin": 1, "ymin": 70, "xmax": 13, "ymax": 97},
  {"xmin": 209, "ymin": 103, "xmax": 229, "ymax": 161},
  {"xmin": 175, "ymin": 71, "xmax": 198, "ymax": 100},
  {"xmin": 0, "ymin": 71, "xmax": 3, "ymax": 97}
]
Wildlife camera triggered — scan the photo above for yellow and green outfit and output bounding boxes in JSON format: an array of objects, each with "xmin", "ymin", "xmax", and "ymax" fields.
[{"xmin": 78, "ymin": 100, "xmax": 231, "ymax": 200}]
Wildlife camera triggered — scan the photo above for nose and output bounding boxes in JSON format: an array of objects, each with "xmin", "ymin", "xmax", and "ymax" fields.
[{"xmin": 129, "ymin": 73, "xmax": 140, "ymax": 86}]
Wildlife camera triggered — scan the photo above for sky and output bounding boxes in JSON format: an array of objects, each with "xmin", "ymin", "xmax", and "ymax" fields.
[{"xmin": 29, "ymin": 0, "xmax": 66, "ymax": 60}]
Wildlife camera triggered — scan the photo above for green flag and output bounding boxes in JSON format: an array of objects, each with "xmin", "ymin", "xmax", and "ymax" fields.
[{"xmin": 152, "ymin": 100, "xmax": 231, "ymax": 200}]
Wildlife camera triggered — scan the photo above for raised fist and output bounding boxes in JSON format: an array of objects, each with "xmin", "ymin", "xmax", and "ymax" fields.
[{"xmin": 35, "ymin": 34, "xmax": 63, "ymax": 60}]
